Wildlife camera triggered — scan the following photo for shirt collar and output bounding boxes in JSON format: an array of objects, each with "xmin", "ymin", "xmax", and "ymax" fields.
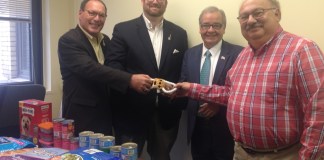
[
  {"xmin": 142, "ymin": 14, "xmax": 164, "ymax": 31},
  {"xmin": 78, "ymin": 24, "xmax": 104, "ymax": 43},
  {"xmin": 203, "ymin": 40, "xmax": 223, "ymax": 57}
]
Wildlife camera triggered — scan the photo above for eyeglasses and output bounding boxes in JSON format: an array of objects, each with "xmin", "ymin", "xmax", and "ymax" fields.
[
  {"xmin": 147, "ymin": 0, "xmax": 165, "ymax": 2},
  {"xmin": 237, "ymin": 8, "xmax": 277, "ymax": 23},
  {"xmin": 200, "ymin": 23, "xmax": 223, "ymax": 30},
  {"xmin": 85, "ymin": 10, "xmax": 106, "ymax": 19}
]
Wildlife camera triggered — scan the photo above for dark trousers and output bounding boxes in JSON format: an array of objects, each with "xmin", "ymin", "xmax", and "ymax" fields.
[
  {"xmin": 191, "ymin": 115, "xmax": 234, "ymax": 160},
  {"xmin": 147, "ymin": 110, "xmax": 180, "ymax": 160},
  {"xmin": 113, "ymin": 113, "xmax": 148, "ymax": 156},
  {"xmin": 63, "ymin": 101, "xmax": 113, "ymax": 136}
]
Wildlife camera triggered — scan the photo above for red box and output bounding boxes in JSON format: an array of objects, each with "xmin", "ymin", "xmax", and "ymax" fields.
[{"xmin": 19, "ymin": 99, "xmax": 52, "ymax": 143}]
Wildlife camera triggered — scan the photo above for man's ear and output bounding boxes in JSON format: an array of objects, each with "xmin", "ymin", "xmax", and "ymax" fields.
[{"xmin": 275, "ymin": 9, "xmax": 281, "ymax": 21}]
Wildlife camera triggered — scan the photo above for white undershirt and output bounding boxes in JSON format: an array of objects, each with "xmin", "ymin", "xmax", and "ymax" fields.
[
  {"xmin": 143, "ymin": 14, "xmax": 163, "ymax": 68},
  {"xmin": 200, "ymin": 40, "xmax": 222, "ymax": 85}
]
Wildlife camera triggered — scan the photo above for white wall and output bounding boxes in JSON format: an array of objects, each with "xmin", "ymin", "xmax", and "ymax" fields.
[
  {"xmin": 104, "ymin": 0, "xmax": 324, "ymax": 49},
  {"xmin": 42, "ymin": 0, "xmax": 78, "ymax": 117},
  {"xmin": 48, "ymin": 0, "xmax": 324, "ymax": 117},
  {"xmin": 45, "ymin": 0, "xmax": 324, "ymax": 159}
]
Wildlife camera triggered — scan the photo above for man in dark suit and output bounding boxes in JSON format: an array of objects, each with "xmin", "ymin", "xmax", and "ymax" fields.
[
  {"xmin": 180, "ymin": 6, "xmax": 243, "ymax": 160},
  {"xmin": 106, "ymin": 0, "xmax": 188, "ymax": 159},
  {"xmin": 58, "ymin": 0, "xmax": 152, "ymax": 136}
]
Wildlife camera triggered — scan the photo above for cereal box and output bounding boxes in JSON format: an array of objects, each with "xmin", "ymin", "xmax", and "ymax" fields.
[{"xmin": 19, "ymin": 99, "xmax": 52, "ymax": 144}]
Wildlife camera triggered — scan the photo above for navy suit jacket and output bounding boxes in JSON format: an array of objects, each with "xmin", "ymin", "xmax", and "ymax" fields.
[
  {"xmin": 106, "ymin": 16, "xmax": 188, "ymax": 130},
  {"xmin": 180, "ymin": 40, "xmax": 243, "ymax": 143},
  {"xmin": 58, "ymin": 25, "xmax": 131, "ymax": 134}
]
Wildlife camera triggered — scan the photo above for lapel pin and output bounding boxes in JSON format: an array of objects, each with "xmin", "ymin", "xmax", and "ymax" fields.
[
  {"xmin": 221, "ymin": 56, "xmax": 225, "ymax": 60},
  {"xmin": 168, "ymin": 34, "xmax": 172, "ymax": 40}
]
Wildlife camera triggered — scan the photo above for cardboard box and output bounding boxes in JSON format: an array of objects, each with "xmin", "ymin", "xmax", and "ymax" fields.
[{"xmin": 19, "ymin": 99, "xmax": 52, "ymax": 144}]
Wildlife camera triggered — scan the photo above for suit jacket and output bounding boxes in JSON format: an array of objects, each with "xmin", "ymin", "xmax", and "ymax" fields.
[
  {"xmin": 58, "ymin": 25, "xmax": 131, "ymax": 134},
  {"xmin": 106, "ymin": 16, "xmax": 188, "ymax": 130},
  {"xmin": 179, "ymin": 40, "xmax": 243, "ymax": 143}
]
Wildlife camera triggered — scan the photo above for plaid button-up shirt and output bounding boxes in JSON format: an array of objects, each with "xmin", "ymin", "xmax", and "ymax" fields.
[{"xmin": 188, "ymin": 27, "xmax": 324, "ymax": 159}]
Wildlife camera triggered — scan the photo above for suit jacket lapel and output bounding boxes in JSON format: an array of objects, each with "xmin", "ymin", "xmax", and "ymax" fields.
[
  {"xmin": 193, "ymin": 44, "xmax": 203, "ymax": 83},
  {"xmin": 137, "ymin": 17, "xmax": 159, "ymax": 71},
  {"xmin": 213, "ymin": 40, "xmax": 230, "ymax": 83},
  {"xmin": 76, "ymin": 26, "xmax": 99, "ymax": 62},
  {"xmin": 159, "ymin": 21, "xmax": 172, "ymax": 70}
]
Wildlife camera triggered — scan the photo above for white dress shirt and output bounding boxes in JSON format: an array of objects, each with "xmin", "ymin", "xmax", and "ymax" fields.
[{"xmin": 143, "ymin": 14, "xmax": 164, "ymax": 68}]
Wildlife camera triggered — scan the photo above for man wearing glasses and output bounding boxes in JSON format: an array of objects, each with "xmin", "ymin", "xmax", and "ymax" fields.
[
  {"xmin": 58, "ymin": 0, "xmax": 151, "ymax": 136},
  {"xmin": 180, "ymin": 6, "xmax": 242, "ymax": 160},
  {"xmin": 106, "ymin": 0, "xmax": 188, "ymax": 159},
  {"xmin": 173, "ymin": 0, "xmax": 324, "ymax": 159}
]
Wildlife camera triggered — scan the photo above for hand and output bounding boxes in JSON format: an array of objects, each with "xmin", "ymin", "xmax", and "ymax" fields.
[
  {"xmin": 164, "ymin": 82, "xmax": 176, "ymax": 91},
  {"xmin": 170, "ymin": 82, "xmax": 191, "ymax": 98},
  {"xmin": 198, "ymin": 103, "xmax": 220, "ymax": 119},
  {"xmin": 129, "ymin": 74, "xmax": 152, "ymax": 94}
]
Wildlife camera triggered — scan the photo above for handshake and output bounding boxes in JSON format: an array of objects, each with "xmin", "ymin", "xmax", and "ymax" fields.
[{"xmin": 129, "ymin": 74, "xmax": 177, "ymax": 94}]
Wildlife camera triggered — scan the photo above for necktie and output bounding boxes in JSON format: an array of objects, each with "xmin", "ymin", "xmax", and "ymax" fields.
[{"xmin": 200, "ymin": 50, "xmax": 211, "ymax": 85}]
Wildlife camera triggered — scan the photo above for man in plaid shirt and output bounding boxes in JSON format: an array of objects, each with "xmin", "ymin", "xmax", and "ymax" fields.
[{"xmin": 173, "ymin": 0, "xmax": 324, "ymax": 159}]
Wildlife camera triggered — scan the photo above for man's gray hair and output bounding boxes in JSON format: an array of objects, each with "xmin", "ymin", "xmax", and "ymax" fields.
[
  {"xmin": 268, "ymin": 0, "xmax": 281, "ymax": 10},
  {"xmin": 199, "ymin": 6, "xmax": 227, "ymax": 28}
]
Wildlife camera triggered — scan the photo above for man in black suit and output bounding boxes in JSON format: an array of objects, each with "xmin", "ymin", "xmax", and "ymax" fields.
[
  {"xmin": 58, "ymin": 0, "xmax": 152, "ymax": 136},
  {"xmin": 180, "ymin": 6, "xmax": 243, "ymax": 160},
  {"xmin": 106, "ymin": 0, "xmax": 188, "ymax": 159}
]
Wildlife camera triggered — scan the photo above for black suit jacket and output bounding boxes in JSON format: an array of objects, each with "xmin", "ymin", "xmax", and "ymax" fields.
[
  {"xmin": 106, "ymin": 16, "xmax": 188, "ymax": 129},
  {"xmin": 180, "ymin": 40, "xmax": 243, "ymax": 143},
  {"xmin": 58, "ymin": 25, "xmax": 131, "ymax": 134}
]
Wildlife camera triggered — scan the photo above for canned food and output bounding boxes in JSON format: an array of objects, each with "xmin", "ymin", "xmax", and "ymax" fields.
[
  {"xmin": 70, "ymin": 137, "xmax": 79, "ymax": 150},
  {"xmin": 79, "ymin": 131, "xmax": 94, "ymax": 148},
  {"xmin": 53, "ymin": 118, "xmax": 64, "ymax": 139},
  {"xmin": 99, "ymin": 136, "xmax": 115, "ymax": 153},
  {"xmin": 62, "ymin": 139, "xmax": 70, "ymax": 150},
  {"xmin": 121, "ymin": 142, "xmax": 138, "ymax": 160},
  {"xmin": 61, "ymin": 119, "xmax": 74, "ymax": 140},
  {"xmin": 89, "ymin": 133, "xmax": 104, "ymax": 149},
  {"xmin": 53, "ymin": 138, "xmax": 62, "ymax": 148},
  {"xmin": 110, "ymin": 145, "xmax": 121, "ymax": 158}
]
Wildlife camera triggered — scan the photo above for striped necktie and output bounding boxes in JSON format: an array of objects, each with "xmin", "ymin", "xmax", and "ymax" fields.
[{"xmin": 200, "ymin": 50, "xmax": 211, "ymax": 85}]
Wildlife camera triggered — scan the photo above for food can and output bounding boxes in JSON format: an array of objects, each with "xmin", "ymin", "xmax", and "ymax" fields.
[
  {"xmin": 53, "ymin": 118, "xmax": 64, "ymax": 139},
  {"xmin": 121, "ymin": 142, "xmax": 138, "ymax": 160},
  {"xmin": 110, "ymin": 145, "xmax": 121, "ymax": 158},
  {"xmin": 79, "ymin": 131, "xmax": 94, "ymax": 148},
  {"xmin": 62, "ymin": 139, "xmax": 70, "ymax": 150},
  {"xmin": 70, "ymin": 137, "xmax": 79, "ymax": 150},
  {"xmin": 89, "ymin": 133, "xmax": 104, "ymax": 149},
  {"xmin": 61, "ymin": 119, "xmax": 74, "ymax": 140},
  {"xmin": 53, "ymin": 138, "xmax": 62, "ymax": 148},
  {"xmin": 99, "ymin": 136, "xmax": 115, "ymax": 153}
]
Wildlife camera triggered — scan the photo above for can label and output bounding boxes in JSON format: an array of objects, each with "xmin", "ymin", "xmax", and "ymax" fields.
[
  {"xmin": 61, "ymin": 119, "xmax": 74, "ymax": 140},
  {"xmin": 89, "ymin": 133, "xmax": 104, "ymax": 149},
  {"xmin": 121, "ymin": 142, "xmax": 137, "ymax": 160},
  {"xmin": 70, "ymin": 137, "xmax": 79, "ymax": 150},
  {"xmin": 53, "ymin": 118, "xmax": 64, "ymax": 139},
  {"xmin": 53, "ymin": 138, "xmax": 62, "ymax": 148},
  {"xmin": 122, "ymin": 155, "xmax": 137, "ymax": 160},
  {"xmin": 62, "ymin": 139, "xmax": 70, "ymax": 150},
  {"xmin": 110, "ymin": 145, "xmax": 121, "ymax": 158},
  {"xmin": 78, "ymin": 131, "xmax": 94, "ymax": 148},
  {"xmin": 99, "ymin": 136, "xmax": 115, "ymax": 149}
]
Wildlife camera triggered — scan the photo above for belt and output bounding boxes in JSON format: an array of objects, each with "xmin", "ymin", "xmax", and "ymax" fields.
[{"xmin": 238, "ymin": 141, "xmax": 299, "ymax": 155}]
